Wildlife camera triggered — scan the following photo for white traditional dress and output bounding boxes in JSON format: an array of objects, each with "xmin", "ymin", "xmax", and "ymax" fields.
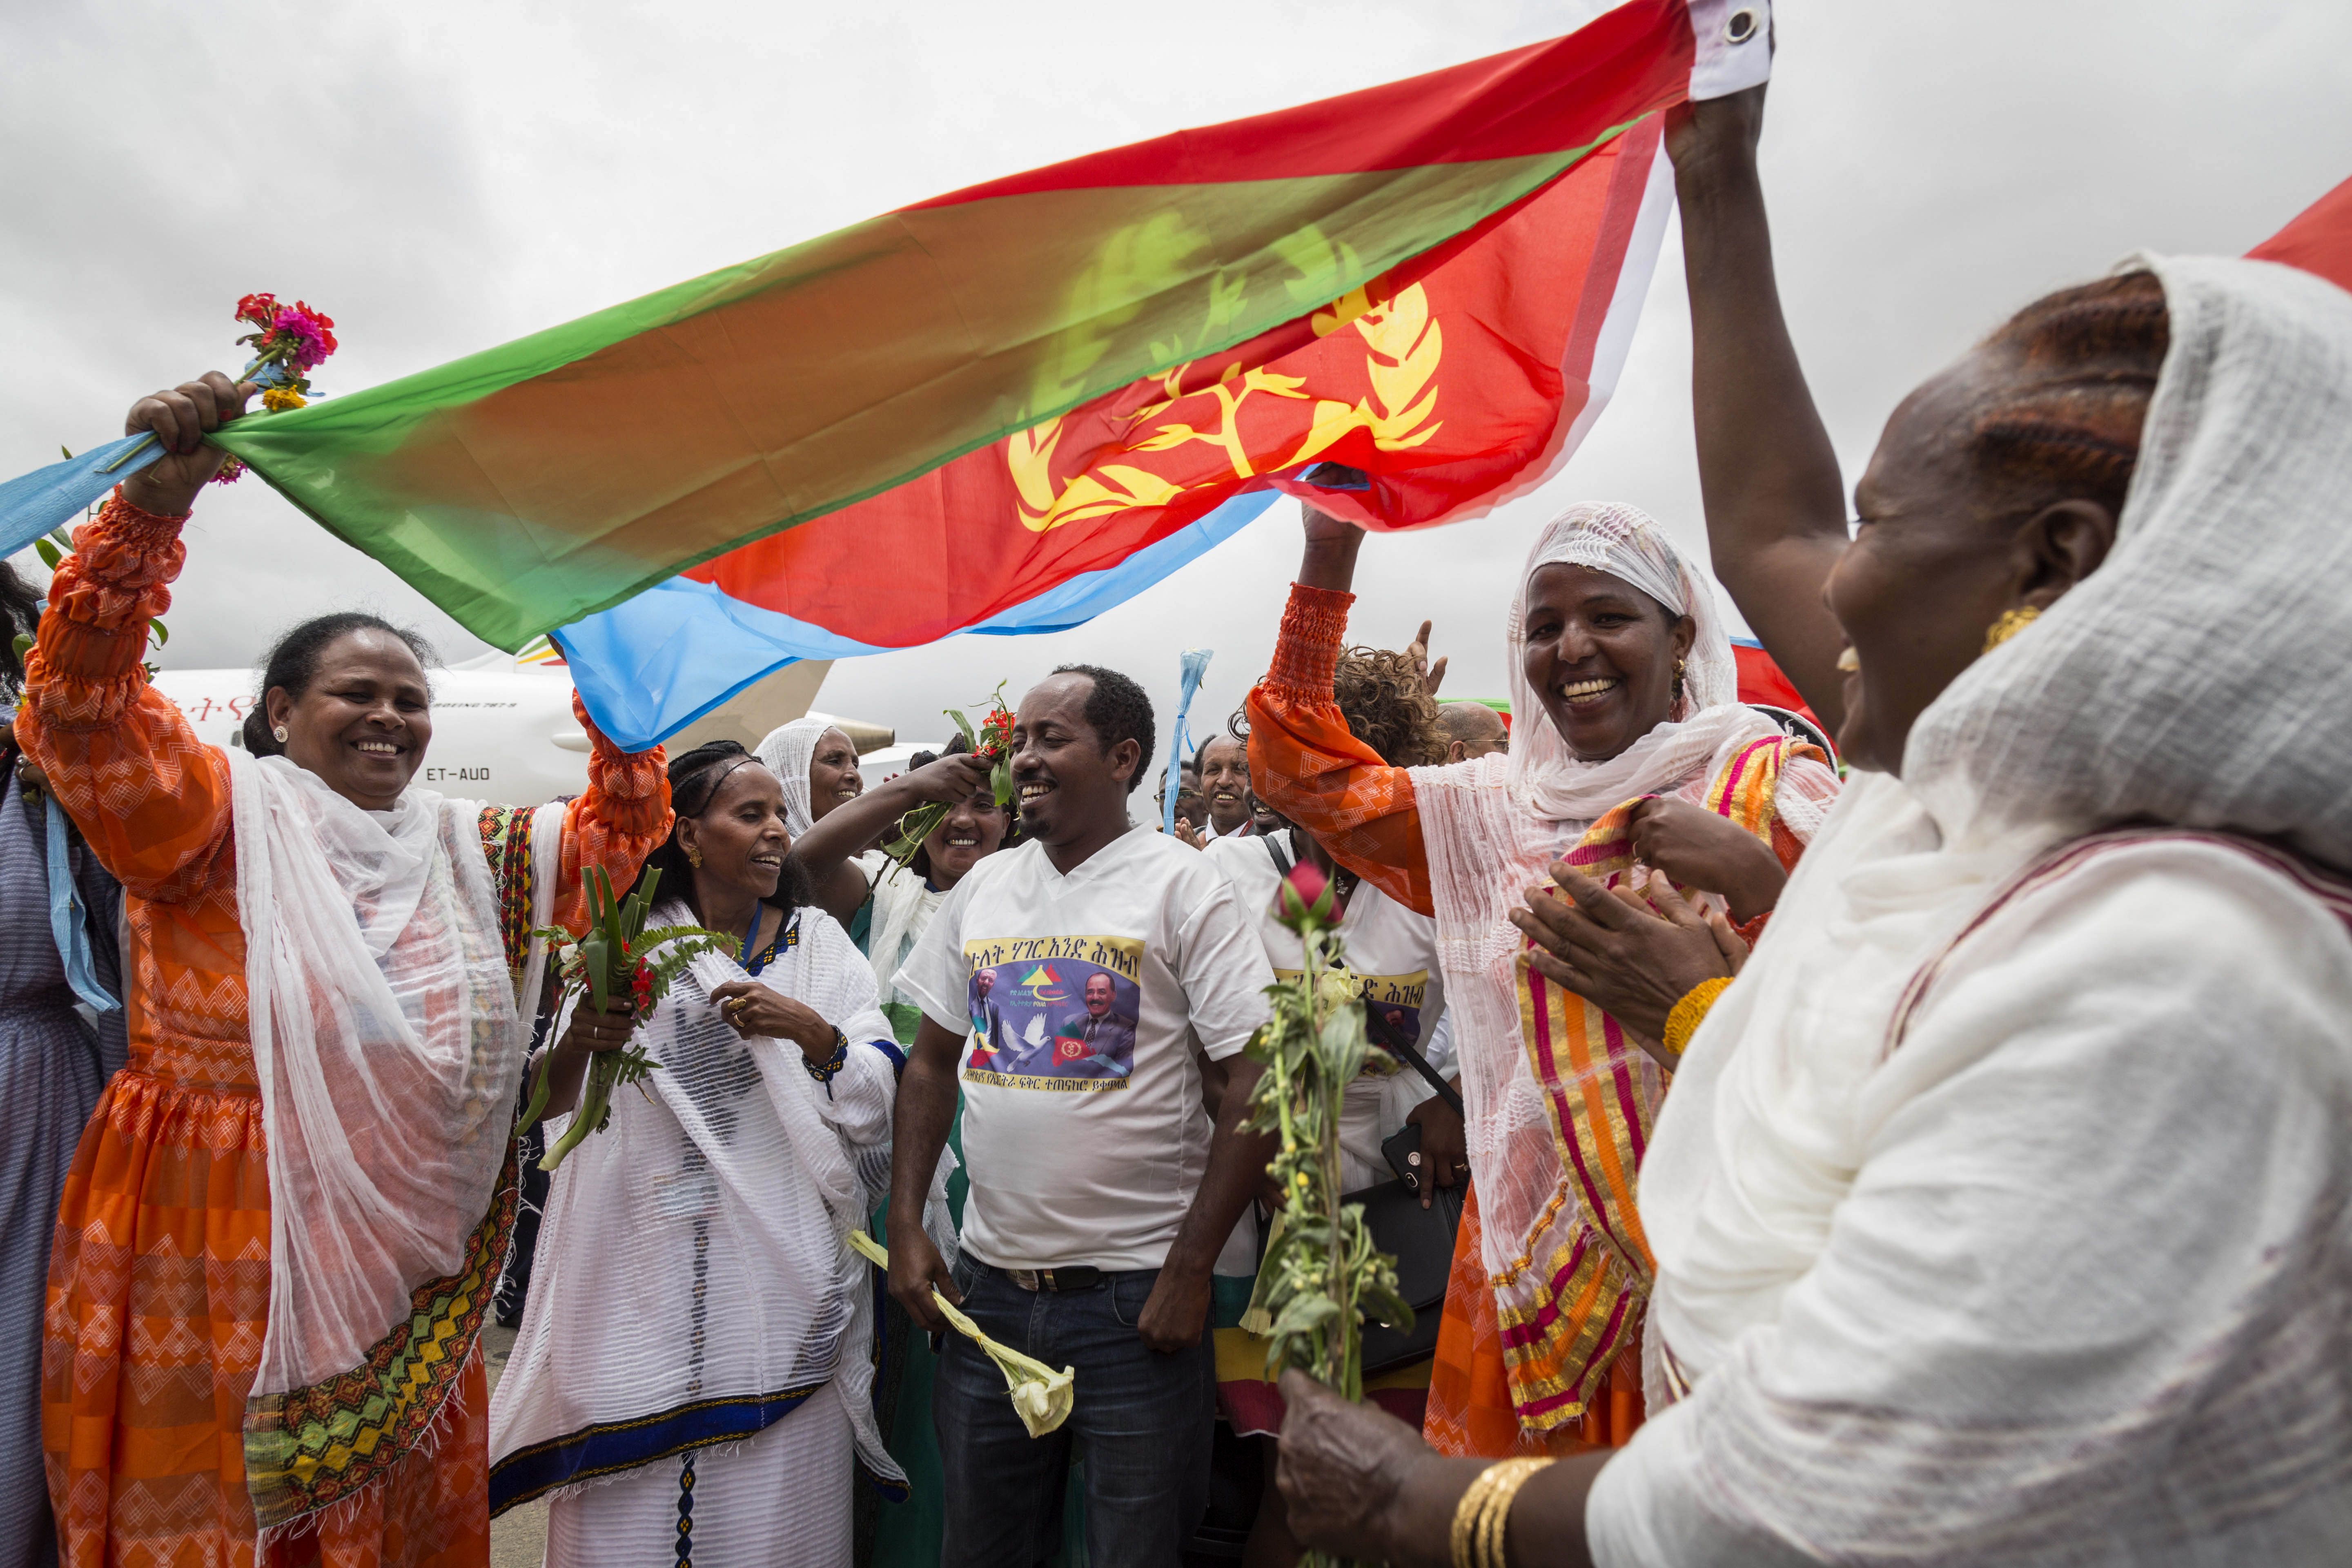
[
  {"xmin": 488, "ymin": 902, "xmax": 935, "ymax": 1566},
  {"xmin": 1588, "ymin": 256, "xmax": 2352, "ymax": 1563}
]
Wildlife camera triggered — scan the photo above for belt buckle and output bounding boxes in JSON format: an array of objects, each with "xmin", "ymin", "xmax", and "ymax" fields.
[{"xmin": 1009, "ymin": 1266, "xmax": 1093, "ymax": 1292}]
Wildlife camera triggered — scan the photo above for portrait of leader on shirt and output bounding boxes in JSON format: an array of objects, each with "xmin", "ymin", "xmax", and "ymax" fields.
[
  {"xmin": 1065, "ymin": 969, "xmax": 1138, "ymax": 1076},
  {"xmin": 968, "ymin": 966, "xmax": 1011, "ymax": 1058}
]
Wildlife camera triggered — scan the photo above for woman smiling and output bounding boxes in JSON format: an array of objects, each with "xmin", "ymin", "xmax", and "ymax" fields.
[
  {"xmin": 1245, "ymin": 497, "xmax": 1839, "ymax": 1465},
  {"xmin": 1272, "ymin": 79, "xmax": 2352, "ymax": 1568},
  {"xmin": 24, "ymin": 375, "xmax": 671, "ymax": 1568},
  {"xmin": 490, "ymin": 741, "xmax": 927, "ymax": 1566}
]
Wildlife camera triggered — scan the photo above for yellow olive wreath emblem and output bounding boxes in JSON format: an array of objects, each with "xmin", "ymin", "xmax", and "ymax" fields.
[{"xmin": 1007, "ymin": 280, "xmax": 1442, "ymax": 533}]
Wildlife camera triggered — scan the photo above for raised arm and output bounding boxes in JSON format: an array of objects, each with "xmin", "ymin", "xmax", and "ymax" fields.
[
  {"xmin": 14, "ymin": 375, "xmax": 256, "ymax": 899},
  {"xmin": 1244, "ymin": 508, "xmax": 1433, "ymax": 915},
  {"xmin": 790, "ymin": 751, "xmax": 992, "ymax": 924},
  {"xmin": 549, "ymin": 691, "xmax": 672, "ymax": 935},
  {"xmin": 1668, "ymin": 87, "xmax": 1851, "ymax": 731}
]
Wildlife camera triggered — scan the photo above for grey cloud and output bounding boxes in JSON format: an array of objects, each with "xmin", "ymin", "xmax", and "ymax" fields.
[{"xmin": 7, "ymin": 0, "xmax": 2345, "ymax": 744}]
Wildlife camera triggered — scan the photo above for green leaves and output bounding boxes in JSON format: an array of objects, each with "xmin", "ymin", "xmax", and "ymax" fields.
[
  {"xmin": 1239, "ymin": 918, "xmax": 1408, "ymax": 1444},
  {"xmin": 530, "ymin": 865, "xmax": 738, "ymax": 1171}
]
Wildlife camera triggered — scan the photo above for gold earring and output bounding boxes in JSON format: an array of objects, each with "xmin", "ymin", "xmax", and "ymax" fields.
[
  {"xmin": 1982, "ymin": 606, "xmax": 2041, "ymax": 653},
  {"xmin": 684, "ymin": 844, "xmax": 703, "ymax": 869},
  {"xmin": 272, "ymin": 726, "xmax": 289, "ymax": 743}
]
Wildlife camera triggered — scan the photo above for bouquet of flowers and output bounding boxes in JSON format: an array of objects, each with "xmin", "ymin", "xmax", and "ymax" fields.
[
  {"xmin": 1239, "ymin": 865, "xmax": 1411, "ymax": 1568},
  {"xmin": 519, "ymin": 867, "xmax": 739, "ymax": 1170},
  {"xmin": 846, "ymin": 1230, "xmax": 1074, "ymax": 1437},
  {"xmin": 27, "ymin": 292, "xmax": 341, "ymax": 667},
  {"xmin": 212, "ymin": 294, "xmax": 339, "ymax": 484},
  {"xmin": 881, "ymin": 682, "xmax": 1016, "ymax": 866}
]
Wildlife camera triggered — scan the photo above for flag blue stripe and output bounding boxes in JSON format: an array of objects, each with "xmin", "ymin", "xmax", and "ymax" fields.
[
  {"xmin": 0, "ymin": 437, "xmax": 161, "ymax": 560},
  {"xmin": 552, "ymin": 488, "xmax": 1281, "ymax": 751}
]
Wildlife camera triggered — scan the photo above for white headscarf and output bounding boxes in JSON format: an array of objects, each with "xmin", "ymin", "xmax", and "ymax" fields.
[
  {"xmin": 1410, "ymin": 503, "xmax": 1804, "ymax": 1333},
  {"xmin": 755, "ymin": 716, "xmax": 833, "ymax": 837},
  {"xmin": 1642, "ymin": 254, "xmax": 2352, "ymax": 1389},
  {"xmin": 1499, "ymin": 501, "xmax": 1752, "ymax": 822}
]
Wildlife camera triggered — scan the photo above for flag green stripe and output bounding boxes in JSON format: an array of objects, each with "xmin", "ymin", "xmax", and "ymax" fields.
[{"xmin": 217, "ymin": 130, "xmax": 1638, "ymax": 649}]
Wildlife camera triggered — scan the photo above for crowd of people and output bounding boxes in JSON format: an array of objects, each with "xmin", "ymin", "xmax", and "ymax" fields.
[{"xmin": 6, "ymin": 78, "xmax": 2351, "ymax": 1568}]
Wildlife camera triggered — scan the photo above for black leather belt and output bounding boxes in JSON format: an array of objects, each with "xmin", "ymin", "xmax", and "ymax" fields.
[{"xmin": 1003, "ymin": 1265, "xmax": 1103, "ymax": 1292}]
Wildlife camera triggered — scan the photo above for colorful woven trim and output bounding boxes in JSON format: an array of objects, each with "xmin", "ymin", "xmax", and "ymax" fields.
[
  {"xmin": 243, "ymin": 1141, "xmax": 519, "ymax": 1530},
  {"xmin": 488, "ymin": 1379, "xmax": 829, "ymax": 1515},
  {"xmin": 477, "ymin": 803, "xmax": 540, "ymax": 982},
  {"xmin": 1494, "ymin": 737, "xmax": 1807, "ymax": 1429}
]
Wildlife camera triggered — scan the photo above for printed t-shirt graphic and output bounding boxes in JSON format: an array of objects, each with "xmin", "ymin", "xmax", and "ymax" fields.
[
  {"xmin": 894, "ymin": 828, "xmax": 1274, "ymax": 1272},
  {"xmin": 1268, "ymin": 965, "xmax": 1431, "ymax": 1078},
  {"xmin": 963, "ymin": 939, "xmax": 1144, "ymax": 1089}
]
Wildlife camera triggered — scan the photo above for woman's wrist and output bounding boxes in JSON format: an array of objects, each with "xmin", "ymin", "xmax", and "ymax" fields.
[
  {"xmin": 1384, "ymin": 1451, "xmax": 1486, "ymax": 1568},
  {"xmin": 1721, "ymin": 852, "xmax": 1787, "ymax": 924},
  {"xmin": 119, "ymin": 471, "xmax": 202, "ymax": 521},
  {"xmin": 1297, "ymin": 529, "xmax": 1365, "ymax": 594},
  {"xmin": 1662, "ymin": 976, "xmax": 1734, "ymax": 1060},
  {"xmin": 790, "ymin": 1013, "xmax": 838, "ymax": 1058}
]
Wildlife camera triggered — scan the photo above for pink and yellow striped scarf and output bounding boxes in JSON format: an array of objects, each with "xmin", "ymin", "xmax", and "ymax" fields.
[{"xmin": 1491, "ymin": 735, "xmax": 1812, "ymax": 1427}]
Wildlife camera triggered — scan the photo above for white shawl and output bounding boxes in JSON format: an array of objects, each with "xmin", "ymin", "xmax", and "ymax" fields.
[
  {"xmin": 1602, "ymin": 256, "xmax": 2352, "ymax": 1562},
  {"xmin": 227, "ymin": 750, "xmax": 524, "ymax": 1525},
  {"xmin": 488, "ymin": 902, "xmax": 922, "ymax": 1506},
  {"xmin": 1408, "ymin": 505, "xmax": 1813, "ymax": 1302}
]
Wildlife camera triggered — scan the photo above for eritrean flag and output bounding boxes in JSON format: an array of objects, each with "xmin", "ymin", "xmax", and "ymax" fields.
[{"xmin": 216, "ymin": 2, "xmax": 1766, "ymax": 746}]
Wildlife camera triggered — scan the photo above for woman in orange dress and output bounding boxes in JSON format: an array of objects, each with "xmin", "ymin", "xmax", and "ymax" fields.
[
  {"xmin": 1245, "ymin": 498, "xmax": 1838, "ymax": 1463},
  {"xmin": 24, "ymin": 373, "xmax": 672, "ymax": 1568}
]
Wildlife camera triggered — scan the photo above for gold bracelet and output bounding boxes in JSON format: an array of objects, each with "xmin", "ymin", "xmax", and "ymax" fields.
[
  {"xmin": 1450, "ymin": 1457, "xmax": 1552, "ymax": 1568},
  {"xmin": 1662, "ymin": 976, "xmax": 1734, "ymax": 1058},
  {"xmin": 1480, "ymin": 1457, "xmax": 1551, "ymax": 1568}
]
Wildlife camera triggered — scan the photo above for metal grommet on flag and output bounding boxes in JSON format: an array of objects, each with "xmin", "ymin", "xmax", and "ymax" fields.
[{"xmin": 1725, "ymin": 7, "xmax": 1760, "ymax": 43}]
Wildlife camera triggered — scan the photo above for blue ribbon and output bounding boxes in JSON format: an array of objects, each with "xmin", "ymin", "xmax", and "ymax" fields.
[
  {"xmin": 43, "ymin": 793, "xmax": 118, "ymax": 1013},
  {"xmin": 0, "ymin": 362, "xmax": 294, "ymax": 559},
  {"xmin": 1162, "ymin": 648, "xmax": 1214, "ymax": 835}
]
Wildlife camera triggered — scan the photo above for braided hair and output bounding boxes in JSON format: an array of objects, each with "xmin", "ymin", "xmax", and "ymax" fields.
[
  {"xmin": 628, "ymin": 739, "xmax": 814, "ymax": 917},
  {"xmin": 1967, "ymin": 270, "xmax": 2169, "ymax": 521}
]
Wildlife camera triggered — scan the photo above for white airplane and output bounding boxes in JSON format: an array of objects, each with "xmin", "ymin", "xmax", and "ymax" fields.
[{"xmin": 148, "ymin": 643, "xmax": 900, "ymax": 807}]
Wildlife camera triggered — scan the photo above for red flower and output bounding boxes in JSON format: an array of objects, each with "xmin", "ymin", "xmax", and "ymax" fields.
[{"xmin": 1273, "ymin": 861, "xmax": 1334, "ymax": 931}]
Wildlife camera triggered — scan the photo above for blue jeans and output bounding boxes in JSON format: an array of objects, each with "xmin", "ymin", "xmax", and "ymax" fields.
[{"xmin": 935, "ymin": 1256, "xmax": 1214, "ymax": 1567}]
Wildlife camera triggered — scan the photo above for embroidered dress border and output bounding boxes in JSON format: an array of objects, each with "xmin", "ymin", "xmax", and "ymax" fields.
[
  {"xmin": 478, "ymin": 804, "xmax": 540, "ymax": 982},
  {"xmin": 488, "ymin": 1379, "xmax": 831, "ymax": 1514},
  {"xmin": 243, "ymin": 1143, "xmax": 520, "ymax": 1529}
]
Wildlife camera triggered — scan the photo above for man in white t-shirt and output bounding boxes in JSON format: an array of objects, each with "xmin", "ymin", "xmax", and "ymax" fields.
[{"xmin": 887, "ymin": 664, "xmax": 1275, "ymax": 1567}]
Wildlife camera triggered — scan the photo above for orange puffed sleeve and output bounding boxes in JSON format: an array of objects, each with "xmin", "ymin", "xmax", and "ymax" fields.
[
  {"xmin": 13, "ymin": 490, "xmax": 232, "ymax": 901},
  {"xmin": 1245, "ymin": 582, "xmax": 1433, "ymax": 916},
  {"xmin": 549, "ymin": 690, "xmax": 671, "ymax": 936}
]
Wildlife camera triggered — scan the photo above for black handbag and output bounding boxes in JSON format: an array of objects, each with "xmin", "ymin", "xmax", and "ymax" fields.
[
  {"xmin": 1347, "ymin": 1122, "xmax": 1465, "ymax": 1378},
  {"xmin": 1347, "ymin": 1003, "xmax": 1466, "ymax": 1379}
]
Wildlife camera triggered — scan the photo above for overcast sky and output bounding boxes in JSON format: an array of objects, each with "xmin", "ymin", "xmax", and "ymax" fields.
[{"xmin": 5, "ymin": 1, "xmax": 2345, "ymax": 749}]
